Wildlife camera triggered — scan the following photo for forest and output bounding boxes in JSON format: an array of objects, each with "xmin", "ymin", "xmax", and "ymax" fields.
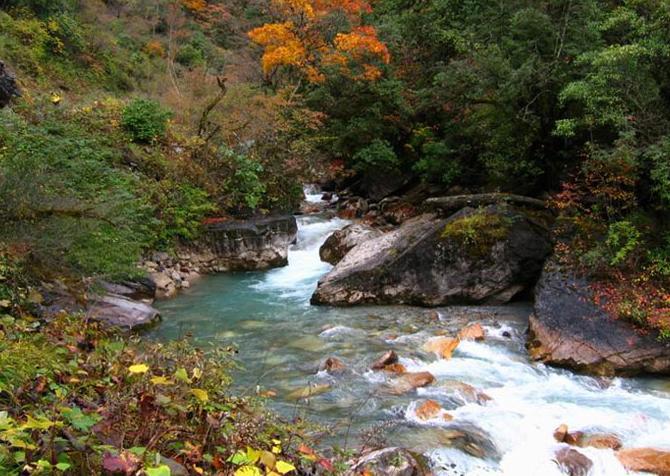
[{"xmin": 1, "ymin": 0, "xmax": 669, "ymax": 475}]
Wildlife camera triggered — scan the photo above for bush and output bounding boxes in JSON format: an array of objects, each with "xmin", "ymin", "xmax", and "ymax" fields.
[
  {"xmin": 0, "ymin": 109, "xmax": 154, "ymax": 278},
  {"xmin": 121, "ymin": 98, "xmax": 171, "ymax": 143},
  {"xmin": 352, "ymin": 139, "xmax": 399, "ymax": 174}
]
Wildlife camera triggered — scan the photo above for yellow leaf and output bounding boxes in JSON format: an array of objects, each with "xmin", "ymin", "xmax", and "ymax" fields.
[
  {"xmin": 191, "ymin": 388, "xmax": 209, "ymax": 403},
  {"xmin": 272, "ymin": 439, "xmax": 281, "ymax": 445},
  {"xmin": 151, "ymin": 376, "xmax": 173, "ymax": 386},
  {"xmin": 128, "ymin": 364, "xmax": 149, "ymax": 374},
  {"xmin": 245, "ymin": 447, "xmax": 261, "ymax": 464},
  {"xmin": 234, "ymin": 466, "xmax": 262, "ymax": 476},
  {"xmin": 193, "ymin": 465, "xmax": 204, "ymax": 474},
  {"xmin": 192, "ymin": 367, "xmax": 203, "ymax": 380},
  {"xmin": 271, "ymin": 445, "xmax": 282, "ymax": 455},
  {"xmin": 276, "ymin": 461, "xmax": 296, "ymax": 474},
  {"xmin": 260, "ymin": 450, "xmax": 276, "ymax": 469}
]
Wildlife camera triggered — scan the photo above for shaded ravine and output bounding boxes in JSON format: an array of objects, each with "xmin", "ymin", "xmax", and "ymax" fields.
[{"xmin": 150, "ymin": 195, "xmax": 670, "ymax": 475}]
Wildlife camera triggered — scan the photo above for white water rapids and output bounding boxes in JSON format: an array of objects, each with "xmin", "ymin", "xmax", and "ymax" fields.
[{"xmin": 154, "ymin": 189, "xmax": 670, "ymax": 476}]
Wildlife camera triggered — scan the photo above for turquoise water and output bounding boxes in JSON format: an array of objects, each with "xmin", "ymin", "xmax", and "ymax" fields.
[{"xmin": 150, "ymin": 210, "xmax": 670, "ymax": 475}]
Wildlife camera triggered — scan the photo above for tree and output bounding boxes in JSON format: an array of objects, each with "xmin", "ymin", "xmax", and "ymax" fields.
[{"xmin": 247, "ymin": 0, "xmax": 390, "ymax": 84}]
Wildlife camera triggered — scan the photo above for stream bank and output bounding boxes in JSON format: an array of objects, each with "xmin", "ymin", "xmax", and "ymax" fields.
[{"xmin": 149, "ymin": 203, "xmax": 670, "ymax": 476}]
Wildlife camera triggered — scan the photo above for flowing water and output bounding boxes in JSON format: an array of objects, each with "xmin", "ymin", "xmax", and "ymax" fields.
[{"xmin": 151, "ymin": 191, "xmax": 670, "ymax": 476}]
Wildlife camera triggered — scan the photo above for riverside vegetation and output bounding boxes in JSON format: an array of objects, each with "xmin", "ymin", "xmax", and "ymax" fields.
[{"xmin": 1, "ymin": 0, "xmax": 670, "ymax": 474}]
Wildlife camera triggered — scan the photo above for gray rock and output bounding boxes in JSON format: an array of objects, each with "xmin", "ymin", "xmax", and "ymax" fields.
[
  {"xmin": 529, "ymin": 261, "xmax": 670, "ymax": 376},
  {"xmin": 312, "ymin": 206, "xmax": 551, "ymax": 306},
  {"xmin": 319, "ymin": 224, "xmax": 383, "ymax": 265},
  {"xmin": 345, "ymin": 448, "xmax": 430, "ymax": 476},
  {"xmin": 88, "ymin": 294, "xmax": 160, "ymax": 330},
  {"xmin": 0, "ymin": 61, "xmax": 20, "ymax": 108},
  {"xmin": 196, "ymin": 215, "xmax": 298, "ymax": 271}
]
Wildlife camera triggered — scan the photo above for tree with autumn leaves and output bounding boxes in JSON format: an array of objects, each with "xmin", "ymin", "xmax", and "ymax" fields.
[{"xmin": 248, "ymin": 0, "xmax": 390, "ymax": 84}]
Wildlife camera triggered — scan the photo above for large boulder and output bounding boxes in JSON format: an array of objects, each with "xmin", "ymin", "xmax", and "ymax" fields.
[
  {"xmin": 0, "ymin": 61, "xmax": 20, "ymax": 108},
  {"xmin": 88, "ymin": 294, "xmax": 160, "ymax": 330},
  {"xmin": 319, "ymin": 224, "xmax": 383, "ymax": 265},
  {"xmin": 311, "ymin": 206, "xmax": 551, "ymax": 306},
  {"xmin": 195, "ymin": 215, "xmax": 298, "ymax": 271},
  {"xmin": 529, "ymin": 263, "xmax": 670, "ymax": 376}
]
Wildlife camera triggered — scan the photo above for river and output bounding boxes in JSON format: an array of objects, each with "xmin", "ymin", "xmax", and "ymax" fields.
[{"xmin": 150, "ymin": 191, "xmax": 670, "ymax": 475}]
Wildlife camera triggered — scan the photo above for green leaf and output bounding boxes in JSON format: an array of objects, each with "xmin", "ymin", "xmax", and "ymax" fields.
[
  {"xmin": 61, "ymin": 406, "xmax": 101, "ymax": 432},
  {"xmin": 174, "ymin": 368, "xmax": 191, "ymax": 383},
  {"xmin": 145, "ymin": 465, "xmax": 172, "ymax": 476}
]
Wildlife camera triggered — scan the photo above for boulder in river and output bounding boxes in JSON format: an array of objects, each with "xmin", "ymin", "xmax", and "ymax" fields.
[
  {"xmin": 384, "ymin": 372, "xmax": 436, "ymax": 395},
  {"xmin": 553, "ymin": 424, "xmax": 622, "ymax": 450},
  {"xmin": 458, "ymin": 323, "xmax": 485, "ymax": 341},
  {"xmin": 440, "ymin": 380, "xmax": 492, "ymax": 405},
  {"xmin": 423, "ymin": 336, "xmax": 460, "ymax": 359},
  {"xmin": 345, "ymin": 447, "xmax": 430, "ymax": 476},
  {"xmin": 319, "ymin": 224, "xmax": 383, "ymax": 265},
  {"xmin": 438, "ymin": 423, "xmax": 501, "ymax": 460},
  {"xmin": 529, "ymin": 261, "xmax": 670, "ymax": 376},
  {"xmin": 200, "ymin": 215, "xmax": 298, "ymax": 270},
  {"xmin": 553, "ymin": 447, "xmax": 593, "ymax": 476},
  {"xmin": 311, "ymin": 205, "xmax": 551, "ymax": 306},
  {"xmin": 616, "ymin": 447, "xmax": 670, "ymax": 475},
  {"xmin": 319, "ymin": 357, "xmax": 346, "ymax": 374},
  {"xmin": 371, "ymin": 350, "xmax": 399, "ymax": 370}
]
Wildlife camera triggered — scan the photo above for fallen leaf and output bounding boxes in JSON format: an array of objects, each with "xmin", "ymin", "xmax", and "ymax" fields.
[
  {"xmin": 276, "ymin": 460, "xmax": 296, "ymax": 474},
  {"xmin": 128, "ymin": 364, "xmax": 149, "ymax": 375},
  {"xmin": 150, "ymin": 376, "xmax": 173, "ymax": 386}
]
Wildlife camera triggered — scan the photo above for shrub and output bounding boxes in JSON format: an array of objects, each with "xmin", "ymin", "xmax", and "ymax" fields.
[
  {"xmin": 0, "ymin": 109, "xmax": 154, "ymax": 278},
  {"xmin": 352, "ymin": 139, "xmax": 399, "ymax": 174},
  {"xmin": 121, "ymin": 98, "xmax": 171, "ymax": 143}
]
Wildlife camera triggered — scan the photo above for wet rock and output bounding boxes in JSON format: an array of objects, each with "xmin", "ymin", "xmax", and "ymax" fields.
[
  {"xmin": 383, "ymin": 363, "xmax": 407, "ymax": 375},
  {"xmin": 440, "ymin": 380, "xmax": 492, "ymax": 405},
  {"xmin": 286, "ymin": 383, "xmax": 332, "ymax": 401},
  {"xmin": 457, "ymin": 323, "xmax": 485, "ymax": 341},
  {"xmin": 423, "ymin": 337, "xmax": 460, "ymax": 359},
  {"xmin": 553, "ymin": 424, "xmax": 569, "ymax": 443},
  {"xmin": 319, "ymin": 357, "xmax": 346, "ymax": 374},
  {"xmin": 553, "ymin": 424, "xmax": 622, "ymax": 450},
  {"xmin": 345, "ymin": 447, "xmax": 430, "ymax": 476},
  {"xmin": 0, "ymin": 61, "xmax": 20, "ymax": 108},
  {"xmin": 579, "ymin": 433, "xmax": 622, "ymax": 450},
  {"xmin": 616, "ymin": 447, "xmax": 670, "ymax": 475},
  {"xmin": 438, "ymin": 423, "xmax": 501, "ymax": 460},
  {"xmin": 319, "ymin": 224, "xmax": 383, "ymax": 265},
  {"xmin": 385, "ymin": 372, "xmax": 436, "ymax": 395},
  {"xmin": 553, "ymin": 448, "xmax": 593, "ymax": 476},
  {"xmin": 88, "ymin": 294, "xmax": 160, "ymax": 330},
  {"xmin": 312, "ymin": 206, "xmax": 551, "ymax": 306},
  {"xmin": 371, "ymin": 350, "xmax": 399, "ymax": 370},
  {"xmin": 529, "ymin": 260, "xmax": 670, "ymax": 376},
  {"xmin": 415, "ymin": 400, "xmax": 452, "ymax": 421}
]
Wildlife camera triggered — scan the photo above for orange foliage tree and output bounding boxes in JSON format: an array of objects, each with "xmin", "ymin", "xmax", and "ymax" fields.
[{"xmin": 248, "ymin": 0, "xmax": 389, "ymax": 83}]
